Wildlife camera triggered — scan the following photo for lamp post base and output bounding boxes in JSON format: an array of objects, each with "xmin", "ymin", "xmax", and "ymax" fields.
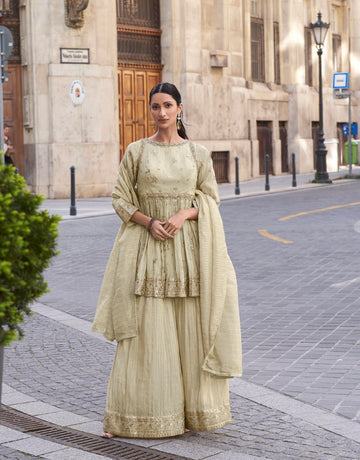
[
  {"xmin": 312, "ymin": 170, "xmax": 332, "ymax": 184},
  {"xmin": 312, "ymin": 177, "xmax": 332, "ymax": 184}
]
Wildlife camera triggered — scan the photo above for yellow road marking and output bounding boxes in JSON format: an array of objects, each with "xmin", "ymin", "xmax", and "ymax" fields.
[
  {"xmin": 258, "ymin": 229, "xmax": 293, "ymax": 244},
  {"xmin": 279, "ymin": 202, "xmax": 360, "ymax": 221}
]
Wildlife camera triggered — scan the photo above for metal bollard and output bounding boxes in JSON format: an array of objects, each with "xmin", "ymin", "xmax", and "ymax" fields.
[
  {"xmin": 70, "ymin": 166, "xmax": 77, "ymax": 216},
  {"xmin": 292, "ymin": 153, "xmax": 297, "ymax": 187},
  {"xmin": 265, "ymin": 154, "xmax": 270, "ymax": 191},
  {"xmin": 235, "ymin": 156, "xmax": 240, "ymax": 195}
]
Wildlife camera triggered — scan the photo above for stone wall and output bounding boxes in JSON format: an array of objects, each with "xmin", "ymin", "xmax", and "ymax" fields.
[
  {"xmin": 20, "ymin": 0, "xmax": 119, "ymax": 198},
  {"xmin": 161, "ymin": 0, "xmax": 359, "ymax": 179},
  {"xmin": 19, "ymin": 0, "xmax": 360, "ymax": 196}
]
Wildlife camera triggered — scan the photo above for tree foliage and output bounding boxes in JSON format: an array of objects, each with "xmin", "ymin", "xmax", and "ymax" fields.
[{"xmin": 0, "ymin": 165, "xmax": 60, "ymax": 346}]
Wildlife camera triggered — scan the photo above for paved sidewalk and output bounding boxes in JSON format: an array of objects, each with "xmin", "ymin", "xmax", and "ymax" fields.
[
  {"xmin": 40, "ymin": 166, "xmax": 360, "ymax": 219},
  {"xmin": 2, "ymin": 167, "xmax": 360, "ymax": 459}
]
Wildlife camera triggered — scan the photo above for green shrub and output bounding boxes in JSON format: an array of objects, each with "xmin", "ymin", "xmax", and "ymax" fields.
[{"xmin": 0, "ymin": 165, "xmax": 60, "ymax": 346}]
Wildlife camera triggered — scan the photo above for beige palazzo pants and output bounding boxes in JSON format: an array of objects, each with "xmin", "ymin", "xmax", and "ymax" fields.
[{"xmin": 103, "ymin": 296, "xmax": 232, "ymax": 438}]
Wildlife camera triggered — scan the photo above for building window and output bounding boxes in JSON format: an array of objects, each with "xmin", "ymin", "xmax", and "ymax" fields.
[
  {"xmin": 116, "ymin": 0, "xmax": 161, "ymax": 65},
  {"xmin": 333, "ymin": 34, "xmax": 342, "ymax": 72},
  {"xmin": 116, "ymin": 0, "xmax": 160, "ymax": 28},
  {"xmin": 251, "ymin": 17, "xmax": 265, "ymax": 83},
  {"xmin": 274, "ymin": 21, "xmax": 280, "ymax": 84},
  {"xmin": 251, "ymin": 0, "xmax": 261, "ymax": 17},
  {"xmin": 211, "ymin": 151, "xmax": 229, "ymax": 183},
  {"xmin": 304, "ymin": 26, "xmax": 313, "ymax": 87},
  {"xmin": 0, "ymin": 0, "xmax": 11, "ymax": 11}
]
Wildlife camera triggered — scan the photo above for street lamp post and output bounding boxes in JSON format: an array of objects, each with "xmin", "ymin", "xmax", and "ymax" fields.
[{"xmin": 310, "ymin": 12, "xmax": 331, "ymax": 183}]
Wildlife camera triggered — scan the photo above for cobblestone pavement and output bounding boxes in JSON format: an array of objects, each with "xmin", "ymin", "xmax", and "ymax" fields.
[
  {"xmin": 5, "ymin": 313, "xmax": 360, "ymax": 459},
  {"xmin": 0, "ymin": 445, "xmax": 40, "ymax": 460},
  {"xmin": 3, "ymin": 180, "xmax": 360, "ymax": 458}
]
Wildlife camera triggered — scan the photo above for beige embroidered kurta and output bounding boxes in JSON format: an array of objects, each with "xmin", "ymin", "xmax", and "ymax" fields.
[{"xmin": 92, "ymin": 139, "xmax": 242, "ymax": 437}]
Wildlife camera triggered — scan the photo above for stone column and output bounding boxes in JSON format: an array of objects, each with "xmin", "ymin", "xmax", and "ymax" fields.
[
  {"xmin": 282, "ymin": 0, "xmax": 313, "ymax": 173},
  {"xmin": 20, "ymin": 0, "xmax": 119, "ymax": 198}
]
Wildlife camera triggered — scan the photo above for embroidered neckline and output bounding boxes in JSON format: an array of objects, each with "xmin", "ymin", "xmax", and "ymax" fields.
[{"xmin": 144, "ymin": 138, "xmax": 189, "ymax": 147}]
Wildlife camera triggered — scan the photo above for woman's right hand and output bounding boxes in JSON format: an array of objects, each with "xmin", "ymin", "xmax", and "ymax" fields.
[{"xmin": 150, "ymin": 219, "xmax": 173, "ymax": 241}]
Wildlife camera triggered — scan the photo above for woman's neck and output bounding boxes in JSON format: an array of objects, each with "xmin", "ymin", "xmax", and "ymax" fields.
[{"xmin": 148, "ymin": 128, "xmax": 183, "ymax": 144}]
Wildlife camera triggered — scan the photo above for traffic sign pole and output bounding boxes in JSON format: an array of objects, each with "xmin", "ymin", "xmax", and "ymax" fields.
[{"xmin": 348, "ymin": 74, "xmax": 352, "ymax": 175}]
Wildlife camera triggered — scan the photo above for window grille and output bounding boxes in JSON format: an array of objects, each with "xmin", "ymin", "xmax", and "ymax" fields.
[
  {"xmin": 116, "ymin": 0, "xmax": 160, "ymax": 28},
  {"xmin": 117, "ymin": 0, "xmax": 161, "ymax": 65},
  {"xmin": 251, "ymin": 17, "xmax": 265, "ymax": 82},
  {"xmin": 211, "ymin": 151, "xmax": 229, "ymax": 183},
  {"xmin": 304, "ymin": 27, "xmax": 313, "ymax": 87},
  {"xmin": 117, "ymin": 31, "xmax": 161, "ymax": 64},
  {"xmin": 274, "ymin": 21, "xmax": 280, "ymax": 84}
]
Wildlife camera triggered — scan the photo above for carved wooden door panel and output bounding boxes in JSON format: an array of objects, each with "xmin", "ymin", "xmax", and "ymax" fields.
[
  {"xmin": 146, "ymin": 71, "xmax": 161, "ymax": 137},
  {"xmin": 3, "ymin": 63, "xmax": 24, "ymax": 174},
  {"xmin": 118, "ymin": 68, "xmax": 161, "ymax": 160},
  {"xmin": 134, "ymin": 71, "xmax": 147, "ymax": 140},
  {"xmin": 120, "ymin": 69, "xmax": 135, "ymax": 158}
]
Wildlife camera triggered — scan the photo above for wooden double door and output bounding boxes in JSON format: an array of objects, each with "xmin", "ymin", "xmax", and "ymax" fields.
[
  {"xmin": 3, "ymin": 63, "xmax": 24, "ymax": 174},
  {"xmin": 118, "ymin": 68, "xmax": 161, "ymax": 160}
]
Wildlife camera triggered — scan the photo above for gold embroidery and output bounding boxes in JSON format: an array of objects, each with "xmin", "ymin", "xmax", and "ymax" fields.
[
  {"xmin": 113, "ymin": 199, "xmax": 138, "ymax": 223},
  {"xmin": 185, "ymin": 404, "xmax": 232, "ymax": 432},
  {"xmin": 135, "ymin": 277, "xmax": 200, "ymax": 297},
  {"xmin": 104, "ymin": 410, "xmax": 185, "ymax": 438},
  {"xmin": 103, "ymin": 405, "xmax": 232, "ymax": 437},
  {"xmin": 139, "ymin": 192, "xmax": 194, "ymax": 200}
]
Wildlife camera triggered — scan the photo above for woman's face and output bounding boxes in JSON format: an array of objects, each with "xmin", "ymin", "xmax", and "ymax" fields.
[{"xmin": 150, "ymin": 92, "xmax": 182, "ymax": 130}]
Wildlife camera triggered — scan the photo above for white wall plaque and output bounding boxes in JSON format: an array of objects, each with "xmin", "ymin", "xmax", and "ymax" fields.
[
  {"xmin": 61, "ymin": 48, "xmax": 90, "ymax": 64},
  {"xmin": 70, "ymin": 80, "xmax": 85, "ymax": 105}
]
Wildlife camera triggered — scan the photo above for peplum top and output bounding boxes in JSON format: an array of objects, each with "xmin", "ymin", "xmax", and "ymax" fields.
[{"xmin": 112, "ymin": 138, "xmax": 219, "ymax": 298}]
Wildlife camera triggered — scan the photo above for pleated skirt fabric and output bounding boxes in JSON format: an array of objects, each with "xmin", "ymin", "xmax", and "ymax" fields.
[{"xmin": 103, "ymin": 296, "xmax": 232, "ymax": 438}]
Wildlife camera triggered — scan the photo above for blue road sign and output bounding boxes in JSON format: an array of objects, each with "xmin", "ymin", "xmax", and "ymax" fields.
[
  {"xmin": 333, "ymin": 73, "xmax": 348, "ymax": 89},
  {"xmin": 342, "ymin": 123, "xmax": 358, "ymax": 136}
]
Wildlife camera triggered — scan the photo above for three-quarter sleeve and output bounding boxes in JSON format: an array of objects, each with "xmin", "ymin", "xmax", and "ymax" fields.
[
  {"xmin": 112, "ymin": 144, "xmax": 141, "ymax": 223},
  {"xmin": 195, "ymin": 145, "xmax": 220, "ymax": 206}
]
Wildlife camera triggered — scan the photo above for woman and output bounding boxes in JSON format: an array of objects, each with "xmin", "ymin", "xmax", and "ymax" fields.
[{"xmin": 92, "ymin": 82, "xmax": 242, "ymax": 439}]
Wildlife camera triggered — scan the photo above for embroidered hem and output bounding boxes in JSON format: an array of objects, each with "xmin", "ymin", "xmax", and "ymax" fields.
[
  {"xmin": 103, "ymin": 405, "xmax": 232, "ymax": 438},
  {"xmin": 185, "ymin": 404, "xmax": 232, "ymax": 432},
  {"xmin": 103, "ymin": 410, "xmax": 185, "ymax": 438},
  {"xmin": 135, "ymin": 277, "xmax": 200, "ymax": 298}
]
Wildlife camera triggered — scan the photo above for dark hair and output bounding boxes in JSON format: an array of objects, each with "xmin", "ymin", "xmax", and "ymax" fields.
[{"xmin": 149, "ymin": 82, "xmax": 188, "ymax": 139}]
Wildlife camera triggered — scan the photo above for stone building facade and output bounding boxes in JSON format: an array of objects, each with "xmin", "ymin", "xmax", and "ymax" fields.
[{"xmin": 1, "ymin": 0, "xmax": 359, "ymax": 197}]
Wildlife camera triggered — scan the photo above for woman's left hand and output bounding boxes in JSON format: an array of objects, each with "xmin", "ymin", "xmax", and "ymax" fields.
[{"xmin": 160, "ymin": 210, "xmax": 187, "ymax": 237}]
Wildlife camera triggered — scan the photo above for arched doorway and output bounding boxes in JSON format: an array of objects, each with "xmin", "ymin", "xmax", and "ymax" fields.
[{"xmin": 116, "ymin": 0, "xmax": 162, "ymax": 160}]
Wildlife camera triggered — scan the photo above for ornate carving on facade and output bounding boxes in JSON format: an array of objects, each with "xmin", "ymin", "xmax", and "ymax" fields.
[
  {"xmin": 64, "ymin": 0, "xmax": 89, "ymax": 29},
  {"xmin": 0, "ymin": 0, "xmax": 19, "ymax": 19},
  {"xmin": 0, "ymin": 0, "xmax": 20, "ymax": 60}
]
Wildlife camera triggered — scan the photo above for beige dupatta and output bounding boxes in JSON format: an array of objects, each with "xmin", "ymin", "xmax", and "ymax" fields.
[{"xmin": 92, "ymin": 142, "xmax": 242, "ymax": 377}]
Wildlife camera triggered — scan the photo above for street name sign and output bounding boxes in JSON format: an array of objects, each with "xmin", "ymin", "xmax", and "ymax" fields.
[{"xmin": 333, "ymin": 72, "xmax": 348, "ymax": 89}]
